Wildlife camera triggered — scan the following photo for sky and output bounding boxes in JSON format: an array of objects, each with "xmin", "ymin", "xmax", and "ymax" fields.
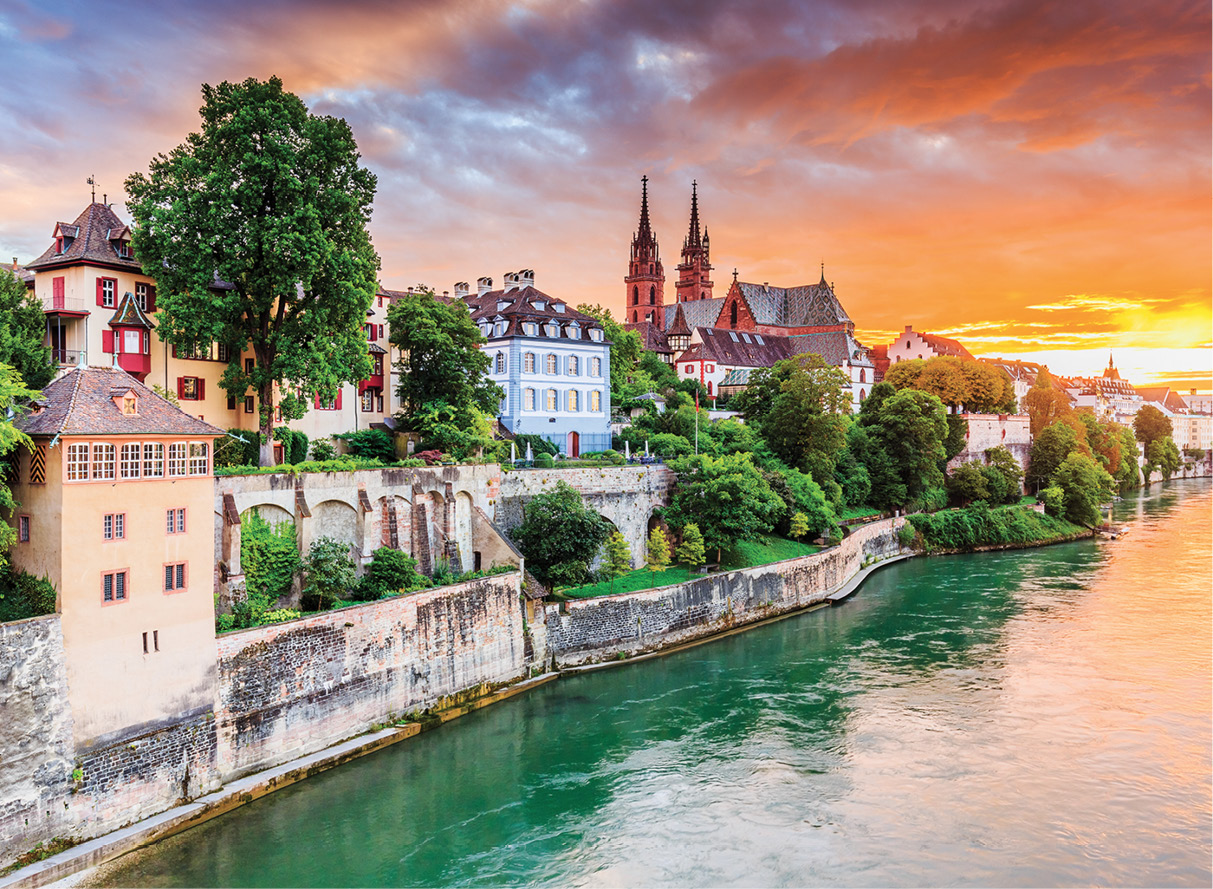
[{"xmin": 1, "ymin": 0, "xmax": 1209, "ymax": 390}]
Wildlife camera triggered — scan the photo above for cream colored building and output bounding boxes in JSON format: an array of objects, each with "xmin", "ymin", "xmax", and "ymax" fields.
[{"xmin": 9, "ymin": 367, "xmax": 223, "ymax": 746}]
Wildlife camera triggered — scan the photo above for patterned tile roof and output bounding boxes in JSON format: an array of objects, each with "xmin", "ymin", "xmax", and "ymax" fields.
[
  {"xmin": 666, "ymin": 303, "xmax": 692, "ymax": 338},
  {"xmin": 18, "ymin": 366, "xmax": 225, "ymax": 437},
  {"xmin": 788, "ymin": 330, "xmax": 873, "ymax": 368},
  {"xmin": 736, "ymin": 279, "xmax": 851, "ymax": 328},
  {"xmin": 107, "ymin": 290, "xmax": 156, "ymax": 329},
  {"xmin": 663, "ymin": 298, "xmax": 724, "ymax": 332},
  {"xmin": 688, "ymin": 327, "xmax": 801, "ymax": 367},
  {"xmin": 25, "ymin": 202, "xmax": 143, "ymax": 272}
]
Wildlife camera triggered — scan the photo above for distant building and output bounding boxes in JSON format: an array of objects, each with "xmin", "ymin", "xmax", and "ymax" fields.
[
  {"xmin": 7, "ymin": 366, "xmax": 222, "ymax": 747},
  {"xmin": 466, "ymin": 270, "xmax": 611, "ymax": 456},
  {"xmin": 887, "ymin": 325, "xmax": 974, "ymax": 364}
]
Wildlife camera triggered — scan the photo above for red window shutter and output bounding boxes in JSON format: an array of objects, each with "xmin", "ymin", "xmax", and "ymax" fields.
[
  {"xmin": 53, "ymin": 277, "xmax": 64, "ymax": 300},
  {"xmin": 147, "ymin": 286, "xmax": 156, "ymax": 313},
  {"xmin": 198, "ymin": 378, "xmax": 205, "ymax": 400},
  {"xmin": 176, "ymin": 377, "xmax": 185, "ymax": 399},
  {"xmin": 102, "ymin": 330, "xmax": 114, "ymax": 354},
  {"xmin": 335, "ymin": 388, "xmax": 343, "ymax": 410},
  {"xmin": 314, "ymin": 394, "xmax": 321, "ymax": 409},
  {"xmin": 172, "ymin": 345, "xmax": 177, "ymax": 358},
  {"xmin": 96, "ymin": 278, "xmax": 104, "ymax": 306}
]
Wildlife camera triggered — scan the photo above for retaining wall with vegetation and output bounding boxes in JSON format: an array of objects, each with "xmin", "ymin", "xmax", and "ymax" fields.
[{"xmin": 541, "ymin": 518, "xmax": 905, "ymax": 667}]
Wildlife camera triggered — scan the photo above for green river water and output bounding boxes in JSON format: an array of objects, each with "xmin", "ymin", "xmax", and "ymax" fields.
[{"xmin": 94, "ymin": 480, "xmax": 1211, "ymax": 887}]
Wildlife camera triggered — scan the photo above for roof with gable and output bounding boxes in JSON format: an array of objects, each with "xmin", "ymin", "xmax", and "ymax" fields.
[
  {"xmin": 1136, "ymin": 387, "xmax": 1188, "ymax": 413},
  {"xmin": 789, "ymin": 329, "xmax": 874, "ymax": 368},
  {"xmin": 734, "ymin": 277, "xmax": 852, "ymax": 329},
  {"xmin": 663, "ymin": 298, "xmax": 723, "ymax": 332},
  {"xmin": 18, "ymin": 366, "xmax": 224, "ymax": 438},
  {"xmin": 26, "ymin": 202, "xmax": 143, "ymax": 272},
  {"xmin": 916, "ymin": 331, "xmax": 973, "ymax": 359},
  {"xmin": 682, "ymin": 327, "xmax": 801, "ymax": 368},
  {"xmin": 464, "ymin": 284, "xmax": 607, "ymax": 341},
  {"xmin": 1, "ymin": 262, "xmax": 34, "ymax": 287},
  {"xmin": 666, "ymin": 303, "xmax": 692, "ymax": 338},
  {"xmin": 624, "ymin": 320, "xmax": 672, "ymax": 354},
  {"xmin": 107, "ymin": 291, "xmax": 156, "ymax": 329}
]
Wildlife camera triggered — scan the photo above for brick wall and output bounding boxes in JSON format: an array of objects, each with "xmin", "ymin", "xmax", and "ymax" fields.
[
  {"xmin": 545, "ymin": 518, "xmax": 905, "ymax": 666},
  {"xmin": 214, "ymin": 572, "xmax": 525, "ymax": 778}
]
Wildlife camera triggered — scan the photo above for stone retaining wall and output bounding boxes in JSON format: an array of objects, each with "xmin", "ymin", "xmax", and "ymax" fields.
[{"xmin": 544, "ymin": 518, "xmax": 905, "ymax": 666}]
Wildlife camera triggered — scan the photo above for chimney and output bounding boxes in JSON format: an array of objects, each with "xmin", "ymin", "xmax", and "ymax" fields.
[
  {"xmin": 477, "ymin": 276, "xmax": 493, "ymax": 296},
  {"xmin": 454, "ymin": 281, "xmax": 469, "ymax": 300},
  {"xmin": 503, "ymin": 271, "xmax": 520, "ymax": 292},
  {"xmin": 519, "ymin": 269, "xmax": 534, "ymax": 289},
  {"xmin": 442, "ymin": 291, "xmax": 449, "ymax": 300},
  {"xmin": 905, "ymin": 324, "xmax": 913, "ymax": 333}
]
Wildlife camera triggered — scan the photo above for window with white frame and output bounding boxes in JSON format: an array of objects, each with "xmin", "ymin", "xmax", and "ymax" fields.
[
  {"xmin": 188, "ymin": 443, "xmax": 209, "ymax": 476},
  {"xmin": 567, "ymin": 389, "xmax": 579, "ymax": 412},
  {"xmin": 166, "ymin": 508, "xmax": 186, "ymax": 535},
  {"xmin": 524, "ymin": 388, "xmax": 535, "ymax": 410},
  {"xmin": 168, "ymin": 443, "xmax": 187, "ymax": 477},
  {"xmin": 567, "ymin": 355, "xmax": 579, "ymax": 376},
  {"xmin": 104, "ymin": 513, "xmax": 125, "ymax": 540},
  {"xmin": 92, "ymin": 443, "xmax": 115, "ymax": 480},
  {"xmin": 523, "ymin": 322, "xmax": 538, "ymax": 337},
  {"xmin": 591, "ymin": 357, "xmax": 601, "ymax": 377},
  {"xmin": 546, "ymin": 322, "xmax": 559, "ymax": 337},
  {"xmin": 67, "ymin": 444, "xmax": 89, "ymax": 481},
  {"xmin": 546, "ymin": 389, "xmax": 557, "ymax": 411},
  {"xmin": 546, "ymin": 354, "xmax": 558, "ymax": 374},
  {"xmin": 524, "ymin": 352, "xmax": 535, "ymax": 373},
  {"xmin": 591, "ymin": 390, "xmax": 601, "ymax": 412},
  {"xmin": 143, "ymin": 443, "xmax": 164, "ymax": 478},
  {"xmin": 495, "ymin": 352, "xmax": 505, "ymax": 374},
  {"xmin": 120, "ymin": 443, "xmax": 141, "ymax": 479}
]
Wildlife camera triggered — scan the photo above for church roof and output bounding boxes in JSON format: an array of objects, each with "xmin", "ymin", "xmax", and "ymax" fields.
[
  {"xmin": 685, "ymin": 327, "xmax": 801, "ymax": 368},
  {"xmin": 667, "ymin": 303, "xmax": 691, "ymax": 337},
  {"xmin": 18, "ymin": 366, "xmax": 224, "ymax": 437},
  {"xmin": 26, "ymin": 202, "xmax": 143, "ymax": 272},
  {"xmin": 663, "ymin": 298, "xmax": 724, "ymax": 332},
  {"xmin": 735, "ymin": 279, "xmax": 851, "ymax": 329}
]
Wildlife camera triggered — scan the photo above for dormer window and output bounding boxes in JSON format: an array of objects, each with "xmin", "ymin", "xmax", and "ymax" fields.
[
  {"xmin": 523, "ymin": 322, "xmax": 538, "ymax": 337},
  {"xmin": 552, "ymin": 304, "xmax": 565, "ymax": 314},
  {"xmin": 122, "ymin": 396, "xmax": 138, "ymax": 416},
  {"xmin": 116, "ymin": 240, "xmax": 132, "ymax": 259},
  {"xmin": 531, "ymin": 300, "xmax": 547, "ymax": 311},
  {"xmin": 494, "ymin": 321, "xmax": 507, "ymax": 337},
  {"xmin": 590, "ymin": 329, "xmax": 603, "ymax": 342},
  {"xmin": 496, "ymin": 300, "xmax": 510, "ymax": 312},
  {"xmin": 546, "ymin": 322, "xmax": 560, "ymax": 337}
]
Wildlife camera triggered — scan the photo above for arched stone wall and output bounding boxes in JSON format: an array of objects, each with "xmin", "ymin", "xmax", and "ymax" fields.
[
  {"xmin": 242, "ymin": 503, "xmax": 293, "ymax": 528},
  {"xmin": 312, "ymin": 499, "xmax": 359, "ymax": 553},
  {"xmin": 375, "ymin": 494, "xmax": 412, "ymax": 555},
  {"xmin": 454, "ymin": 492, "xmax": 474, "ymax": 572}
]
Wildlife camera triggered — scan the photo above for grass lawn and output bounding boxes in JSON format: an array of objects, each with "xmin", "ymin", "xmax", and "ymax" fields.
[
  {"xmin": 559, "ymin": 534, "xmax": 821, "ymax": 599},
  {"xmin": 837, "ymin": 503, "xmax": 882, "ymax": 521}
]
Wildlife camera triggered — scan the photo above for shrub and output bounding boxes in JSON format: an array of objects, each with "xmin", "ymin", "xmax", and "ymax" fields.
[
  {"xmin": 603, "ymin": 531, "xmax": 633, "ymax": 580},
  {"xmin": 514, "ymin": 434, "xmax": 559, "ymax": 458},
  {"xmin": 354, "ymin": 548, "xmax": 428, "ymax": 600},
  {"xmin": 301, "ymin": 537, "xmax": 357, "ymax": 611},
  {"xmin": 430, "ymin": 558, "xmax": 457, "ymax": 586},
  {"xmin": 273, "ymin": 428, "xmax": 309, "ymax": 465},
  {"xmin": 907, "ymin": 503, "xmax": 1081, "ymax": 551},
  {"xmin": 646, "ymin": 526, "xmax": 671, "ymax": 572},
  {"xmin": 509, "ymin": 480, "xmax": 612, "ymax": 587},
  {"xmin": 535, "ymin": 452, "xmax": 555, "ymax": 468},
  {"xmin": 414, "ymin": 449, "xmax": 445, "ymax": 465},
  {"xmin": 338, "ymin": 429, "xmax": 395, "ymax": 463},
  {"xmin": 240, "ymin": 510, "xmax": 301, "ymax": 610},
  {"xmin": 0, "ymin": 566, "xmax": 56, "ymax": 623},
  {"xmin": 1039, "ymin": 485, "xmax": 1064, "ymax": 518},
  {"xmin": 215, "ymin": 429, "xmax": 260, "ymax": 467},
  {"xmin": 310, "ymin": 438, "xmax": 337, "ymax": 461}
]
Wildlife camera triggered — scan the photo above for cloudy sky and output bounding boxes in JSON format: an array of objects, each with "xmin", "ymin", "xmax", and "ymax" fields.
[{"xmin": 1, "ymin": 0, "xmax": 1208, "ymax": 388}]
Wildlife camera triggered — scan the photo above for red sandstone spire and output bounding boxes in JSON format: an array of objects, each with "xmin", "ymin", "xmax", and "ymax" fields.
[
  {"xmin": 625, "ymin": 176, "xmax": 665, "ymax": 325},
  {"xmin": 676, "ymin": 181, "xmax": 713, "ymax": 303}
]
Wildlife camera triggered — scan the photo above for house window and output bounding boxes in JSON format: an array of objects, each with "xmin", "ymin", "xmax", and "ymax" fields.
[
  {"xmin": 546, "ymin": 322, "xmax": 560, "ymax": 337},
  {"xmin": 121, "ymin": 395, "xmax": 138, "ymax": 415},
  {"xmin": 68, "ymin": 444, "xmax": 91, "ymax": 482},
  {"xmin": 188, "ymin": 443, "xmax": 209, "ymax": 476},
  {"xmin": 97, "ymin": 277, "xmax": 117, "ymax": 308},
  {"xmin": 546, "ymin": 354, "xmax": 558, "ymax": 374},
  {"xmin": 18, "ymin": 515, "xmax": 29, "ymax": 543},
  {"xmin": 499, "ymin": 393, "xmax": 507, "ymax": 413},
  {"xmin": 92, "ymin": 443, "xmax": 115, "ymax": 480},
  {"xmin": 495, "ymin": 352, "xmax": 506, "ymax": 374},
  {"xmin": 120, "ymin": 443, "xmax": 141, "ymax": 479},
  {"xmin": 244, "ymin": 396, "xmax": 255, "ymax": 414},
  {"xmin": 371, "ymin": 353, "xmax": 383, "ymax": 376},
  {"xmin": 524, "ymin": 352, "xmax": 535, "ymax": 373},
  {"xmin": 135, "ymin": 282, "xmax": 153, "ymax": 312},
  {"xmin": 567, "ymin": 356, "xmax": 579, "ymax": 376},
  {"xmin": 685, "ymin": 365, "xmax": 694, "ymax": 374},
  {"xmin": 168, "ymin": 443, "xmax": 187, "ymax": 477},
  {"xmin": 102, "ymin": 570, "xmax": 128, "ymax": 604},
  {"xmin": 523, "ymin": 323, "xmax": 538, "ymax": 337},
  {"xmin": 567, "ymin": 390, "xmax": 579, "ymax": 412},
  {"xmin": 494, "ymin": 321, "xmax": 507, "ymax": 337},
  {"xmin": 546, "ymin": 389, "xmax": 557, "ymax": 411},
  {"xmin": 227, "ymin": 395, "xmax": 237, "ymax": 411},
  {"xmin": 143, "ymin": 442, "xmax": 165, "ymax": 478},
  {"xmin": 591, "ymin": 357, "xmax": 601, "ymax": 377},
  {"xmin": 180, "ymin": 377, "xmax": 200, "ymax": 400},
  {"xmin": 104, "ymin": 513, "xmax": 125, "ymax": 540},
  {"xmin": 217, "ymin": 343, "xmax": 231, "ymax": 363},
  {"xmin": 245, "ymin": 358, "xmax": 255, "ymax": 374},
  {"xmin": 166, "ymin": 508, "xmax": 186, "ymax": 534},
  {"xmin": 590, "ymin": 329, "xmax": 602, "ymax": 342},
  {"xmin": 706, "ymin": 364, "xmax": 714, "ymax": 373},
  {"xmin": 524, "ymin": 388, "xmax": 535, "ymax": 410},
  {"xmin": 164, "ymin": 562, "xmax": 187, "ymax": 593},
  {"xmin": 361, "ymin": 390, "xmax": 374, "ymax": 412},
  {"xmin": 591, "ymin": 390, "xmax": 601, "ymax": 412}
]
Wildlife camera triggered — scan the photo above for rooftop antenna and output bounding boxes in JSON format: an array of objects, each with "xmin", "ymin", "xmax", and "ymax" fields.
[{"xmin": 87, "ymin": 175, "xmax": 96, "ymax": 203}]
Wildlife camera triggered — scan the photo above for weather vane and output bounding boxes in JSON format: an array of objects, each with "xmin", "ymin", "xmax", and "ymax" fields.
[{"xmin": 87, "ymin": 175, "xmax": 96, "ymax": 203}]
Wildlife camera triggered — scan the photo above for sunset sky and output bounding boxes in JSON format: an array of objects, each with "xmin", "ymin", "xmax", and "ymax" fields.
[{"xmin": 1, "ymin": 0, "xmax": 1208, "ymax": 390}]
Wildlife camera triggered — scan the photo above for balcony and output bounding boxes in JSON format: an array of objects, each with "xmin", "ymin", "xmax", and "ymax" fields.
[
  {"xmin": 51, "ymin": 349, "xmax": 86, "ymax": 366},
  {"xmin": 43, "ymin": 294, "xmax": 90, "ymax": 316},
  {"xmin": 359, "ymin": 374, "xmax": 384, "ymax": 393}
]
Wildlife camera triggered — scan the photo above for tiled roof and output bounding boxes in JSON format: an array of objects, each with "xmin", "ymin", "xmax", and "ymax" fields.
[
  {"xmin": 663, "ymin": 298, "xmax": 723, "ymax": 332},
  {"xmin": 1, "ymin": 262, "xmax": 34, "ymax": 287},
  {"xmin": 26, "ymin": 202, "xmax": 143, "ymax": 271},
  {"xmin": 666, "ymin": 303, "xmax": 691, "ymax": 338},
  {"xmin": 719, "ymin": 368, "xmax": 755, "ymax": 387},
  {"xmin": 624, "ymin": 320, "xmax": 672, "ymax": 354},
  {"xmin": 688, "ymin": 327, "xmax": 801, "ymax": 367},
  {"xmin": 464, "ymin": 285, "xmax": 607, "ymax": 341},
  {"xmin": 107, "ymin": 291, "xmax": 156, "ymax": 329},
  {"xmin": 18, "ymin": 366, "xmax": 225, "ymax": 437},
  {"xmin": 736, "ymin": 280, "xmax": 851, "ymax": 328},
  {"xmin": 917, "ymin": 332, "xmax": 973, "ymax": 359},
  {"xmin": 1137, "ymin": 387, "xmax": 1188, "ymax": 413},
  {"xmin": 789, "ymin": 330, "xmax": 873, "ymax": 368}
]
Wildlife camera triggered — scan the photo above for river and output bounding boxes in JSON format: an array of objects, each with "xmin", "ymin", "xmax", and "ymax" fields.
[{"xmin": 92, "ymin": 480, "xmax": 1211, "ymax": 887}]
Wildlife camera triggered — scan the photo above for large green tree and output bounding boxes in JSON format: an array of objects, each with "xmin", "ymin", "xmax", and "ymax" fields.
[
  {"xmin": 1133, "ymin": 405, "xmax": 1173, "ymax": 449},
  {"xmin": 509, "ymin": 481, "xmax": 612, "ymax": 588},
  {"xmin": 125, "ymin": 76, "xmax": 380, "ymax": 465},
  {"xmin": 1026, "ymin": 420, "xmax": 1084, "ymax": 491},
  {"xmin": 1144, "ymin": 436, "xmax": 1181, "ymax": 484},
  {"xmin": 387, "ymin": 290, "xmax": 501, "ymax": 458},
  {"xmin": 885, "ymin": 356, "xmax": 1016, "ymax": 414},
  {"xmin": 0, "ymin": 271, "xmax": 54, "ymax": 391},
  {"xmin": 664, "ymin": 452, "xmax": 784, "ymax": 560},
  {"xmin": 862, "ymin": 387, "xmax": 949, "ymax": 507},
  {"xmin": 1051, "ymin": 452, "xmax": 1115, "ymax": 527}
]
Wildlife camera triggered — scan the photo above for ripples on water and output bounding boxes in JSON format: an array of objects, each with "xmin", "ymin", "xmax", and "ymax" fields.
[{"xmin": 94, "ymin": 481, "xmax": 1211, "ymax": 888}]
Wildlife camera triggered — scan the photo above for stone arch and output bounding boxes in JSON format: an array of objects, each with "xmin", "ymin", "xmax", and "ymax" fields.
[
  {"xmin": 241, "ymin": 503, "xmax": 293, "ymax": 528},
  {"xmin": 375, "ymin": 494, "xmax": 412, "ymax": 555},
  {"xmin": 312, "ymin": 498, "xmax": 359, "ymax": 552}
]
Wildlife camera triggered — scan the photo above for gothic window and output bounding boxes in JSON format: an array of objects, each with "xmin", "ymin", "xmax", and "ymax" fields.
[
  {"xmin": 859, "ymin": 369, "xmax": 866, "ymax": 383},
  {"xmin": 632, "ymin": 286, "xmax": 639, "ymax": 306},
  {"xmin": 649, "ymin": 286, "xmax": 655, "ymax": 305},
  {"xmin": 730, "ymin": 302, "xmax": 738, "ymax": 328}
]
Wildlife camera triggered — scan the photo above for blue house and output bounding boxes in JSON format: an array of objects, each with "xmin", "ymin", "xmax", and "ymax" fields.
[{"xmin": 465, "ymin": 270, "xmax": 612, "ymax": 456}]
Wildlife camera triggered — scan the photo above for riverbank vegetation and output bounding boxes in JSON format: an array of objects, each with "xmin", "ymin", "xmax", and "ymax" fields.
[{"xmin": 904, "ymin": 504, "xmax": 1086, "ymax": 552}]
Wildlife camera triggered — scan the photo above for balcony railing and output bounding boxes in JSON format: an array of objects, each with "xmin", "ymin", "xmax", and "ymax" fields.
[
  {"xmin": 42, "ymin": 295, "xmax": 90, "ymax": 313},
  {"xmin": 51, "ymin": 349, "xmax": 86, "ymax": 365}
]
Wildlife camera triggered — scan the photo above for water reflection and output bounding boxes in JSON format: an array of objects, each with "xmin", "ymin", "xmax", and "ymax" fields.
[{"xmin": 93, "ymin": 481, "xmax": 1211, "ymax": 888}]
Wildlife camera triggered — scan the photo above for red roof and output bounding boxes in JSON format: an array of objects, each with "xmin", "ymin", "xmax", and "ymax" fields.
[{"xmin": 26, "ymin": 202, "xmax": 143, "ymax": 272}]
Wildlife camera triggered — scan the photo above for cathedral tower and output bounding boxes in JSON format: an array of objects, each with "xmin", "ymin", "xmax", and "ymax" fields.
[
  {"xmin": 675, "ymin": 180, "xmax": 713, "ymax": 303},
  {"xmin": 624, "ymin": 176, "xmax": 665, "ymax": 325}
]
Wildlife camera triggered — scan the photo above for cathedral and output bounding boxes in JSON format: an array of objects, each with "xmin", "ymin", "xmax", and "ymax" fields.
[{"xmin": 622, "ymin": 179, "xmax": 874, "ymax": 407}]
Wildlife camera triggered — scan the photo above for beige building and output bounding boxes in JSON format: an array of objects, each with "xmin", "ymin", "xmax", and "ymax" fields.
[{"xmin": 8, "ymin": 367, "xmax": 223, "ymax": 746}]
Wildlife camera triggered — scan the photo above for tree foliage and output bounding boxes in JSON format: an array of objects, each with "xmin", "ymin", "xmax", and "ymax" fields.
[
  {"xmin": 0, "ymin": 365, "xmax": 38, "ymax": 567},
  {"xmin": 1022, "ymin": 369, "xmax": 1072, "ymax": 436},
  {"xmin": 885, "ymin": 356, "xmax": 1015, "ymax": 413},
  {"xmin": 388, "ymin": 290, "xmax": 501, "ymax": 459},
  {"xmin": 645, "ymin": 526, "xmax": 671, "ymax": 572},
  {"xmin": 510, "ymin": 481, "xmax": 611, "ymax": 588},
  {"xmin": 1144, "ymin": 436, "xmax": 1181, "ymax": 483},
  {"xmin": 1051, "ymin": 452, "xmax": 1115, "ymax": 527},
  {"xmin": 301, "ymin": 536, "xmax": 357, "ymax": 611},
  {"xmin": 125, "ymin": 76, "xmax": 380, "ymax": 466},
  {"xmin": 675, "ymin": 523, "xmax": 706, "ymax": 567},
  {"xmin": 1133, "ymin": 405, "xmax": 1173, "ymax": 448},
  {"xmin": 858, "ymin": 386, "xmax": 949, "ymax": 507},
  {"xmin": 664, "ymin": 453, "xmax": 784, "ymax": 558},
  {"xmin": 1027, "ymin": 420, "xmax": 1084, "ymax": 490},
  {"xmin": 0, "ymin": 270, "xmax": 54, "ymax": 390},
  {"xmin": 603, "ymin": 531, "xmax": 633, "ymax": 580},
  {"xmin": 355, "ymin": 547, "xmax": 428, "ymax": 600},
  {"xmin": 240, "ymin": 509, "xmax": 302, "ymax": 606}
]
